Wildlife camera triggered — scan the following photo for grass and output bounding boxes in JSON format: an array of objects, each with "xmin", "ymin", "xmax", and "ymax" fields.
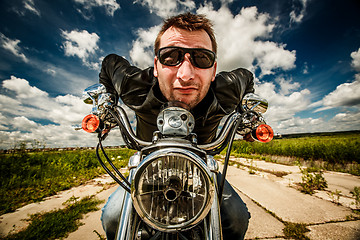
[
  {"xmin": 0, "ymin": 147, "xmax": 134, "ymax": 215},
  {"xmin": 351, "ymin": 187, "xmax": 360, "ymax": 210},
  {"xmin": 230, "ymin": 132, "xmax": 360, "ymax": 175},
  {"xmin": 298, "ymin": 167, "xmax": 327, "ymax": 194},
  {"xmin": 283, "ymin": 222, "xmax": 310, "ymax": 240},
  {"xmin": 2, "ymin": 195, "xmax": 103, "ymax": 240}
]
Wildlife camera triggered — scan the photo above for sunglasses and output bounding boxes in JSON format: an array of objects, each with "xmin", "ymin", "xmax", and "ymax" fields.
[{"xmin": 157, "ymin": 46, "xmax": 216, "ymax": 69}]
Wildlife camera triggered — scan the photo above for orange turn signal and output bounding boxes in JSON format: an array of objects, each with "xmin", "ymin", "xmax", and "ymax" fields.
[
  {"xmin": 255, "ymin": 124, "xmax": 274, "ymax": 143},
  {"xmin": 82, "ymin": 114, "xmax": 100, "ymax": 133}
]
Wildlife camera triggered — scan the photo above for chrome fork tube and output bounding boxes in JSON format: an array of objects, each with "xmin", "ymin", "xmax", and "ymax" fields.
[
  {"xmin": 115, "ymin": 169, "xmax": 135, "ymax": 240},
  {"xmin": 208, "ymin": 172, "xmax": 223, "ymax": 239}
]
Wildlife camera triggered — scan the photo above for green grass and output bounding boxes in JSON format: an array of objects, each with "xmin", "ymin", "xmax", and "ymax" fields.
[
  {"xmin": 2, "ymin": 195, "xmax": 103, "ymax": 240},
  {"xmin": 230, "ymin": 132, "xmax": 360, "ymax": 175},
  {"xmin": 283, "ymin": 222, "xmax": 310, "ymax": 240},
  {"xmin": 0, "ymin": 148, "xmax": 134, "ymax": 215},
  {"xmin": 298, "ymin": 167, "xmax": 328, "ymax": 194}
]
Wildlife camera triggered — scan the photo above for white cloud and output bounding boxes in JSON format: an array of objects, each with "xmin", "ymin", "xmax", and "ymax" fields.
[
  {"xmin": 135, "ymin": 0, "xmax": 195, "ymax": 18},
  {"xmin": 320, "ymin": 80, "xmax": 360, "ymax": 108},
  {"xmin": 73, "ymin": 0, "xmax": 120, "ymax": 17},
  {"xmin": 130, "ymin": 25, "xmax": 161, "ymax": 68},
  {"xmin": 1, "ymin": 76, "xmax": 86, "ymax": 125},
  {"xmin": 252, "ymin": 41, "xmax": 296, "ymax": 76},
  {"xmin": 23, "ymin": 0, "xmax": 41, "ymax": 16},
  {"xmin": 276, "ymin": 76, "xmax": 301, "ymax": 95},
  {"xmin": 290, "ymin": 0, "xmax": 309, "ymax": 24},
  {"xmin": 315, "ymin": 111, "xmax": 360, "ymax": 133},
  {"xmin": 199, "ymin": 5, "xmax": 296, "ymax": 74},
  {"xmin": 12, "ymin": 116, "xmax": 38, "ymax": 131},
  {"xmin": 351, "ymin": 48, "xmax": 360, "ymax": 71},
  {"xmin": 256, "ymin": 80, "xmax": 311, "ymax": 123},
  {"xmin": 2, "ymin": 76, "xmax": 48, "ymax": 99},
  {"xmin": 276, "ymin": 117, "xmax": 325, "ymax": 134},
  {"xmin": 129, "ymin": 4, "xmax": 296, "ymax": 75},
  {"xmin": 11, "ymin": 0, "xmax": 41, "ymax": 17},
  {"xmin": 61, "ymin": 29, "xmax": 100, "ymax": 69},
  {"xmin": 0, "ymin": 33, "xmax": 28, "ymax": 62},
  {"xmin": 0, "ymin": 76, "xmax": 127, "ymax": 149},
  {"xmin": 313, "ymin": 49, "xmax": 360, "ymax": 112},
  {"xmin": 258, "ymin": 85, "xmax": 360, "ymax": 134}
]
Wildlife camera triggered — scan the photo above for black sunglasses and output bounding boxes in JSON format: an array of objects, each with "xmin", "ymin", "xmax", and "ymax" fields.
[{"xmin": 157, "ymin": 46, "xmax": 216, "ymax": 69}]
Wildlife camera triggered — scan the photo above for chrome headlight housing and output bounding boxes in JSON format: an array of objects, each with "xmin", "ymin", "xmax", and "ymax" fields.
[{"xmin": 131, "ymin": 148, "xmax": 214, "ymax": 232}]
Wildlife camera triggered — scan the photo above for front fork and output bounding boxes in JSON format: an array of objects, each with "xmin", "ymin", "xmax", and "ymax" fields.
[
  {"xmin": 115, "ymin": 169, "xmax": 135, "ymax": 240},
  {"xmin": 114, "ymin": 169, "xmax": 223, "ymax": 240}
]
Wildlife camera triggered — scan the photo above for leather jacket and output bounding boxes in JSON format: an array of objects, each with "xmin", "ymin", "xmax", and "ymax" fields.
[{"xmin": 99, "ymin": 54, "xmax": 255, "ymax": 144}]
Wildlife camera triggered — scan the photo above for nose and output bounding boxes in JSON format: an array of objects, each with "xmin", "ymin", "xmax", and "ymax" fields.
[{"xmin": 176, "ymin": 53, "xmax": 195, "ymax": 82}]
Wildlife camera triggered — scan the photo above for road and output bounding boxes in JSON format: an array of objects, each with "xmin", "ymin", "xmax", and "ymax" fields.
[{"xmin": 1, "ymin": 159, "xmax": 359, "ymax": 239}]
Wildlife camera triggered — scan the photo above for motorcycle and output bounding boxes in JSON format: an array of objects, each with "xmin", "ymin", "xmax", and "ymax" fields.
[{"xmin": 81, "ymin": 83, "xmax": 273, "ymax": 239}]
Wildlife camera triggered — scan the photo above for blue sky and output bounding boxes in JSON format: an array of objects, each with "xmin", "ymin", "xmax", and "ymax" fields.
[{"xmin": 0, "ymin": 0, "xmax": 359, "ymax": 149}]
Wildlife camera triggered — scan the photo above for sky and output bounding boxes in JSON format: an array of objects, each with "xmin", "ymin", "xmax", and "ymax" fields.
[{"xmin": 0, "ymin": 0, "xmax": 359, "ymax": 149}]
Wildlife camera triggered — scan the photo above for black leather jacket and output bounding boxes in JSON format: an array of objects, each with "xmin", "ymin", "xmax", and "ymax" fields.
[{"xmin": 99, "ymin": 54, "xmax": 255, "ymax": 144}]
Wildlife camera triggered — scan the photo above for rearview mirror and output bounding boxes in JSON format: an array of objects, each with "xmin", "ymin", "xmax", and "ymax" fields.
[
  {"xmin": 242, "ymin": 93, "xmax": 268, "ymax": 114},
  {"xmin": 82, "ymin": 83, "xmax": 107, "ymax": 105}
]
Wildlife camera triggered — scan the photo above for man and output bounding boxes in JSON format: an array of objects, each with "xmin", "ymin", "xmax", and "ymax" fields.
[{"xmin": 100, "ymin": 12, "xmax": 254, "ymax": 239}]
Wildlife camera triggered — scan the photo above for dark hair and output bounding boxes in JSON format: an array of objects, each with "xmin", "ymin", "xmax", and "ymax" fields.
[{"xmin": 154, "ymin": 12, "xmax": 217, "ymax": 55}]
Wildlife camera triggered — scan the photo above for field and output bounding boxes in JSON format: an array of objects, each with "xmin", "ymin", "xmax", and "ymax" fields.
[
  {"xmin": 231, "ymin": 131, "xmax": 360, "ymax": 175},
  {"xmin": 0, "ymin": 147, "xmax": 135, "ymax": 215},
  {"xmin": 1, "ymin": 131, "xmax": 359, "ymax": 216}
]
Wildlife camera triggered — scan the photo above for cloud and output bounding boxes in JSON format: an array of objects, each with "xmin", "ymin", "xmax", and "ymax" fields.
[
  {"xmin": 255, "ymin": 79, "xmax": 311, "ymax": 125},
  {"xmin": 320, "ymin": 80, "xmax": 360, "ymax": 109},
  {"xmin": 12, "ymin": 116, "xmax": 38, "ymax": 131},
  {"xmin": 290, "ymin": 0, "xmax": 309, "ymax": 24},
  {"xmin": 255, "ymin": 77, "xmax": 360, "ymax": 134},
  {"xmin": 61, "ymin": 29, "xmax": 100, "ymax": 69},
  {"xmin": 275, "ymin": 117, "xmax": 325, "ymax": 134},
  {"xmin": 276, "ymin": 76, "xmax": 301, "ymax": 95},
  {"xmin": 2, "ymin": 75, "xmax": 48, "ymax": 99},
  {"xmin": 130, "ymin": 25, "xmax": 161, "ymax": 68},
  {"xmin": 0, "ymin": 76, "xmax": 126, "ymax": 149},
  {"xmin": 198, "ymin": 5, "xmax": 296, "ymax": 74},
  {"xmin": 23, "ymin": 0, "xmax": 40, "ymax": 16},
  {"xmin": 0, "ymin": 33, "xmax": 28, "ymax": 62},
  {"xmin": 73, "ymin": 0, "xmax": 120, "ymax": 18},
  {"xmin": 313, "ymin": 49, "xmax": 360, "ymax": 112},
  {"xmin": 135, "ymin": 0, "xmax": 195, "ymax": 18},
  {"xmin": 351, "ymin": 47, "xmax": 360, "ymax": 71},
  {"xmin": 11, "ymin": 0, "xmax": 41, "ymax": 17},
  {"xmin": 1, "ymin": 76, "xmax": 85, "ymax": 125},
  {"xmin": 129, "ymin": 4, "xmax": 296, "ymax": 75}
]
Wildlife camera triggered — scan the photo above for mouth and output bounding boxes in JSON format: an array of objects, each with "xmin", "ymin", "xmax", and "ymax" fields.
[{"xmin": 174, "ymin": 87, "xmax": 198, "ymax": 94}]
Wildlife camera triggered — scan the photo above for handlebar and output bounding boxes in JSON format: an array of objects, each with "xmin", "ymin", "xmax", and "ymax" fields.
[{"xmin": 81, "ymin": 83, "xmax": 273, "ymax": 153}]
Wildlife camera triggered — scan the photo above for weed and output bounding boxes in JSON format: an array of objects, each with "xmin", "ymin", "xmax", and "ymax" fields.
[
  {"xmin": 298, "ymin": 164, "xmax": 327, "ymax": 195},
  {"xmin": 248, "ymin": 159, "xmax": 256, "ymax": 174},
  {"xmin": 283, "ymin": 222, "xmax": 310, "ymax": 240},
  {"xmin": 350, "ymin": 186, "xmax": 360, "ymax": 209},
  {"xmin": 328, "ymin": 189, "xmax": 342, "ymax": 205},
  {"xmin": 2, "ymin": 195, "xmax": 103, "ymax": 240}
]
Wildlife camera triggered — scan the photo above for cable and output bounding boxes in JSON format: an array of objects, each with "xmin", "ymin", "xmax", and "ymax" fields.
[
  {"xmin": 218, "ymin": 113, "xmax": 243, "ymax": 204},
  {"xmin": 98, "ymin": 140, "xmax": 131, "ymax": 187},
  {"xmin": 96, "ymin": 141, "xmax": 130, "ymax": 193}
]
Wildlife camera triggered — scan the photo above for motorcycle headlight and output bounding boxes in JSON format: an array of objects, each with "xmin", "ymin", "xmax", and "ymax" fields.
[{"xmin": 131, "ymin": 148, "xmax": 214, "ymax": 232}]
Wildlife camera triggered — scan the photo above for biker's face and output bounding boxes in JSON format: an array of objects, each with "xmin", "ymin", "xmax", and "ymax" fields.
[{"xmin": 154, "ymin": 27, "xmax": 217, "ymax": 109}]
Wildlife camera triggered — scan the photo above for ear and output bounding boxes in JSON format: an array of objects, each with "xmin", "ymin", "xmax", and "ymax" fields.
[
  {"xmin": 153, "ymin": 56, "xmax": 159, "ymax": 77},
  {"xmin": 211, "ymin": 61, "xmax": 217, "ymax": 82}
]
